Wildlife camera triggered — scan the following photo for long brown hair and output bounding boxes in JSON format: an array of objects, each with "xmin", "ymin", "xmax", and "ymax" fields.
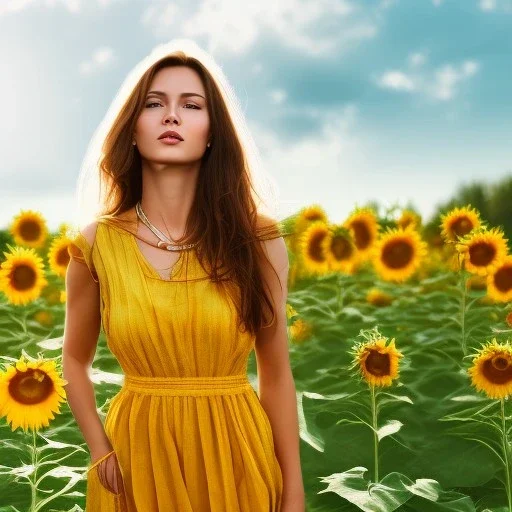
[{"xmin": 92, "ymin": 51, "xmax": 290, "ymax": 337}]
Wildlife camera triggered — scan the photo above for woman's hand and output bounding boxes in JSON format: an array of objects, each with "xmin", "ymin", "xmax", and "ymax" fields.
[{"xmin": 93, "ymin": 450, "xmax": 124, "ymax": 495}]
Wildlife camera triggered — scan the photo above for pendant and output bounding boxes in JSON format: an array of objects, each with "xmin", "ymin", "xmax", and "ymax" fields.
[{"xmin": 156, "ymin": 240, "xmax": 174, "ymax": 250}]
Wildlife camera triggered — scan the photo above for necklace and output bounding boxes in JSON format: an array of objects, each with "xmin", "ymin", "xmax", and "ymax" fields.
[{"xmin": 135, "ymin": 201, "xmax": 198, "ymax": 252}]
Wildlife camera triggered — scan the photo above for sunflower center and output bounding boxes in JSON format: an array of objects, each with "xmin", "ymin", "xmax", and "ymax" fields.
[
  {"xmin": 8, "ymin": 369, "xmax": 54, "ymax": 405},
  {"xmin": 365, "ymin": 350, "xmax": 391, "ymax": 376},
  {"xmin": 451, "ymin": 217, "xmax": 473, "ymax": 238},
  {"xmin": 331, "ymin": 237, "xmax": 353, "ymax": 261},
  {"xmin": 11, "ymin": 265, "xmax": 37, "ymax": 291},
  {"xmin": 350, "ymin": 221, "xmax": 371, "ymax": 250},
  {"xmin": 494, "ymin": 265, "xmax": 512, "ymax": 292},
  {"xmin": 469, "ymin": 242, "xmax": 496, "ymax": 267},
  {"xmin": 308, "ymin": 232, "xmax": 327, "ymax": 263},
  {"xmin": 20, "ymin": 221, "xmax": 42, "ymax": 242},
  {"xmin": 381, "ymin": 239, "xmax": 413, "ymax": 269},
  {"xmin": 482, "ymin": 354, "xmax": 512, "ymax": 384},
  {"xmin": 58, "ymin": 246, "xmax": 71, "ymax": 266}
]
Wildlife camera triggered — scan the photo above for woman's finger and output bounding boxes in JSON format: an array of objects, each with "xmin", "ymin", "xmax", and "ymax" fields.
[
  {"xmin": 98, "ymin": 453, "xmax": 123, "ymax": 494},
  {"xmin": 108, "ymin": 455, "xmax": 122, "ymax": 494},
  {"xmin": 108, "ymin": 456, "xmax": 117, "ymax": 493}
]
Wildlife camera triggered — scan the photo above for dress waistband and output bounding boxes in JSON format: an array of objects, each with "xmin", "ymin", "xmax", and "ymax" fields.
[{"xmin": 122, "ymin": 373, "xmax": 253, "ymax": 396}]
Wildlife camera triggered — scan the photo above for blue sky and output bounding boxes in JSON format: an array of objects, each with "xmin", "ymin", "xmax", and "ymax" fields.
[{"xmin": 1, "ymin": 0, "xmax": 511, "ymax": 230}]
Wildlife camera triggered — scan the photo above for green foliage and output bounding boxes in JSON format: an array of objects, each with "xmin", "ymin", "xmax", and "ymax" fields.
[{"xmin": 1, "ymin": 231, "xmax": 512, "ymax": 510}]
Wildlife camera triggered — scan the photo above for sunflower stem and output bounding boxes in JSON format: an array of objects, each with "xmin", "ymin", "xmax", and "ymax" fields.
[
  {"xmin": 30, "ymin": 428, "xmax": 38, "ymax": 512},
  {"xmin": 500, "ymin": 398, "xmax": 512, "ymax": 512},
  {"xmin": 370, "ymin": 384, "xmax": 379, "ymax": 483},
  {"xmin": 459, "ymin": 255, "xmax": 468, "ymax": 356}
]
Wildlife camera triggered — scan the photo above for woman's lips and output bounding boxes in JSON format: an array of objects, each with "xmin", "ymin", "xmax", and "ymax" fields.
[{"xmin": 159, "ymin": 136, "xmax": 183, "ymax": 145}]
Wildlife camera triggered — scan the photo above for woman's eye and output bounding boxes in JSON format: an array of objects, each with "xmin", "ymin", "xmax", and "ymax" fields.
[{"xmin": 145, "ymin": 102, "xmax": 200, "ymax": 109}]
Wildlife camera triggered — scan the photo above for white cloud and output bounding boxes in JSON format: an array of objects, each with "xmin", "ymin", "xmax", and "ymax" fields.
[
  {"xmin": 79, "ymin": 46, "xmax": 116, "ymax": 75},
  {"xmin": 379, "ymin": 0, "xmax": 398, "ymax": 9},
  {"xmin": 246, "ymin": 103, "xmax": 488, "ymax": 223},
  {"xmin": 269, "ymin": 89, "xmax": 287, "ymax": 104},
  {"xmin": 479, "ymin": 0, "xmax": 497, "ymax": 10},
  {"xmin": 251, "ymin": 63, "xmax": 263, "ymax": 75},
  {"xmin": 377, "ymin": 71, "xmax": 416, "ymax": 92},
  {"xmin": 44, "ymin": 0, "xmax": 80, "ymax": 10},
  {"xmin": 140, "ymin": 2, "xmax": 181, "ymax": 36},
  {"xmin": 433, "ymin": 0, "xmax": 512, "ymax": 10},
  {"xmin": 249, "ymin": 104, "xmax": 368, "ymax": 220},
  {"xmin": 428, "ymin": 60, "xmax": 479, "ymax": 100},
  {"xmin": 375, "ymin": 56, "xmax": 480, "ymax": 102},
  {"xmin": 0, "ymin": 0, "xmax": 123, "ymax": 16},
  {"xmin": 478, "ymin": 0, "xmax": 512, "ymax": 11},
  {"xmin": 408, "ymin": 51, "xmax": 427, "ymax": 67},
  {"xmin": 461, "ymin": 60, "xmax": 479, "ymax": 75},
  {"xmin": 0, "ymin": 0, "xmax": 36, "ymax": 16},
  {"xmin": 141, "ymin": 0, "xmax": 378, "ymax": 57}
]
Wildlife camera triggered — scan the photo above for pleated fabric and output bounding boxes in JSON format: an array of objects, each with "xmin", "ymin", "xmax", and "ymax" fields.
[{"xmin": 68, "ymin": 211, "xmax": 283, "ymax": 512}]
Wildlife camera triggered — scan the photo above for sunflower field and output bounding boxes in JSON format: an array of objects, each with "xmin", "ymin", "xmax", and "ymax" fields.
[{"xmin": 1, "ymin": 204, "xmax": 512, "ymax": 512}]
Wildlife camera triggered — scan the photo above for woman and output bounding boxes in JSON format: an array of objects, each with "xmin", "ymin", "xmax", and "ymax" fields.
[{"xmin": 63, "ymin": 40, "xmax": 305, "ymax": 511}]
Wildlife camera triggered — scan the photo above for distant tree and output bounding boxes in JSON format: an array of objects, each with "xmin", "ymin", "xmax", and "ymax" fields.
[
  {"xmin": 425, "ymin": 171, "xmax": 512, "ymax": 251},
  {"xmin": 488, "ymin": 175, "xmax": 512, "ymax": 237},
  {"xmin": 0, "ymin": 229, "xmax": 13, "ymax": 257}
]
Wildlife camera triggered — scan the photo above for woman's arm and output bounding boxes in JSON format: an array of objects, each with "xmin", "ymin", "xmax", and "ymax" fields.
[
  {"xmin": 255, "ymin": 236, "xmax": 305, "ymax": 510},
  {"xmin": 62, "ymin": 222, "xmax": 113, "ymax": 462}
]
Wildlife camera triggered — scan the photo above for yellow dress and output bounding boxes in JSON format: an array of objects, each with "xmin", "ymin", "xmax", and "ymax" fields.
[{"xmin": 68, "ymin": 211, "xmax": 283, "ymax": 512}]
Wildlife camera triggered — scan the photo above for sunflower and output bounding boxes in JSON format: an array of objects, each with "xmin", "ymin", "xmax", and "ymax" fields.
[
  {"xmin": 486, "ymin": 255, "xmax": 512, "ymax": 302},
  {"xmin": 60, "ymin": 290, "xmax": 67, "ymax": 303},
  {"xmin": 298, "ymin": 221, "xmax": 330, "ymax": 275},
  {"xmin": 348, "ymin": 329, "xmax": 403, "ymax": 387},
  {"xmin": 33, "ymin": 310, "xmax": 54, "ymax": 327},
  {"xmin": 294, "ymin": 204, "xmax": 329, "ymax": 232},
  {"xmin": 57, "ymin": 222, "xmax": 73, "ymax": 237},
  {"xmin": 468, "ymin": 338, "xmax": 512, "ymax": 399},
  {"xmin": 0, "ymin": 354, "xmax": 68, "ymax": 432},
  {"xmin": 291, "ymin": 205, "xmax": 329, "ymax": 254},
  {"xmin": 321, "ymin": 225, "xmax": 358, "ymax": 274},
  {"xmin": 440, "ymin": 205, "xmax": 481, "ymax": 244},
  {"xmin": 396, "ymin": 209, "xmax": 421, "ymax": 231},
  {"xmin": 370, "ymin": 226, "xmax": 428, "ymax": 282},
  {"xmin": 366, "ymin": 288, "xmax": 393, "ymax": 307},
  {"xmin": 288, "ymin": 318, "xmax": 312, "ymax": 344},
  {"xmin": 479, "ymin": 295, "xmax": 496, "ymax": 306},
  {"xmin": 47, "ymin": 235, "xmax": 73, "ymax": 278},
  {"xmin": 343, "ymin": 207, "xmax": 379, "ymax": 261},
  {"xmin": 466, "ymin": 274, "xmax": 488, "ymax": 291},
  {"xmin": 0, "ymin": 245, "xmax": 48, "ymax": 305},
  {"xmin": 457, "ymin": 226, "xmax": 509, "ymax": 276},
  {"xmin": 9, "ymin": 210, "xmax": 48, "ymax": 249}
]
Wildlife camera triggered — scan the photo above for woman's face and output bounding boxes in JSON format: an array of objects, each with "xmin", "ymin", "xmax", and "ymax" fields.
[{"xmin": 134, "ymin": 66, "xmax": 210, "ymax": 164}]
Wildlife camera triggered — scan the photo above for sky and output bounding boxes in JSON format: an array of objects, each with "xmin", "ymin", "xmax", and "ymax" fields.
[{"xmin": 0, "ymin": 0, "xmax": 511, "ymax": 230}]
